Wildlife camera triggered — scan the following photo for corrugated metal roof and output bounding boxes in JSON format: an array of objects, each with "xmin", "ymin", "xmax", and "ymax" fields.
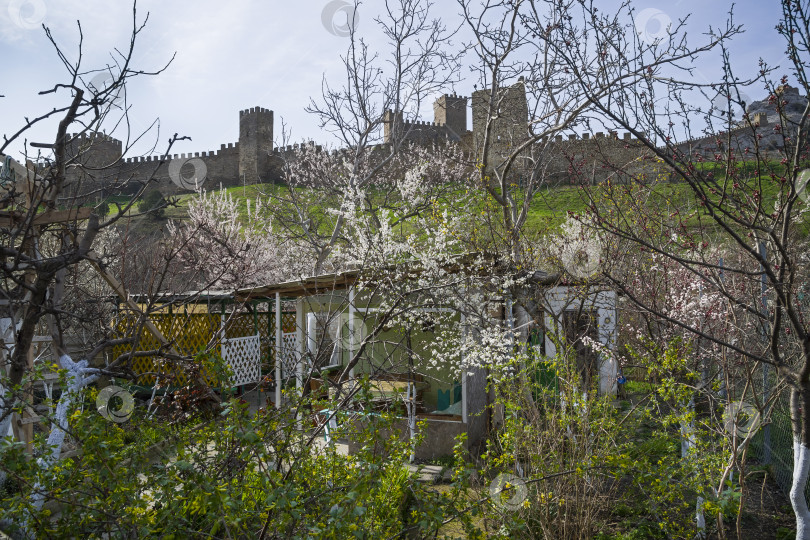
[{"xmin": 234, "ymin": 270, "xmax": 360, "ymax": 300}]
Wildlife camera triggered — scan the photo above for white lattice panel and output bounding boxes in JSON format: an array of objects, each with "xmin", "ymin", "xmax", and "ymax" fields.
[
  {"xmin": 280, "ymin": 332, "xmax": 298, "ymax": 380},
  {"xmin": 222, "ymin": 334, "xmax": 261, "ymax": 387}
]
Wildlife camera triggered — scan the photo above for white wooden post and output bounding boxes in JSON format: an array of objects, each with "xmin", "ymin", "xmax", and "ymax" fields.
[
  {"xmin": 348, "ymin": 286, "xmax": 355, "ymax": 380},
  {"xmin": 220, "ymin": 301, "xmax": 226, "ymax": 335},
  {"xmin": 275, "ymin": 292, "xmax": 282, "ymax": 409},
  {"xmin": 307, "ymin": 313, "xmax": 317, "ymax": 363},
  {"xmin": 597, "ymin": 296, "xmax": 618, "ymax": 397},
  {"xmin": 295, "ymin": 298, "xmax": 304, "ymax": 429},
  {"xmin": 220, "ymin": 302, "xmax": 227, "ymax": 393},
  {"xmin": 461, "ymin": 314, "xmax": 468, "ymax": 424},
  {"xmin": 296, "ymin": 298, "xmax": 304, "ymax": 392}
]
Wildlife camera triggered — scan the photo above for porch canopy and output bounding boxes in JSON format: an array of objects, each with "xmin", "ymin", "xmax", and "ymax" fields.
[
  {"xmin": 235, "ymin": 270, "xmax": 360, "ymax": 302},
  {"xmin": 234, "ymin": 251, "xmax": 561, "ymax": 302},
  {"xmin": 230, "ymin": 259, "xmax": 616, "ymax": 459},
  {"xmin": 233, "ymin": 264, "xmax": 484, "ymax": 420}
]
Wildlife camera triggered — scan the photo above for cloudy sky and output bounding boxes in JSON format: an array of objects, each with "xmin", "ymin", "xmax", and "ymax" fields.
[{"xmin": 0, "ymin": 0, "xmax": 788, "ymax": 160}]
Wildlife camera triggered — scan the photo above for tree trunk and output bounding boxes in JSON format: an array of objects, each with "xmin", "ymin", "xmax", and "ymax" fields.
[
  {"xmin": 0, "ymin": 317, "xmax": 21, "ymax": 487},
  {"xmin": 0, "ymin": 391, "xmax": 13, "ymax": 487},
  {"xmin": 681, "ymin": 395, "xmax": 706, "ymax": 536},
  {"xmin": 791, "ymin": 388, "xmax": 810, "ymax": 539},
  {"xmin": 792, "ymin": 438, "xmax": 810, "ymax": 539}
]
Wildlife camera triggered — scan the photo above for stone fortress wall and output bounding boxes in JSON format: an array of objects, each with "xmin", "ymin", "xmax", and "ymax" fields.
[
  {"xmin": 382, "ymin": 93, "xmax": 469, "ymax": 144},
  {"xmin": 462, "ymin": 80, "xmax": 801, "ymax": 184},
  {"xmin": 61, "ymin": 82, "xmax": 803, "ymax": 199},
  {"xmin": 62, "ymin": 107, "xmax": 273, "ymax": 198},
  {"xmin": 468, "ymin": 80, "xmax": 651, "ymax": 184}
]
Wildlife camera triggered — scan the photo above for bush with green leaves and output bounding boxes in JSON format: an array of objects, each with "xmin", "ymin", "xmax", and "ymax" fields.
[
  {"xmin": 0, "ymin": 385, "xmax": 481, "ymax": 538},
  {"xmin": 467, "ymin": 338, "xmax": 747, "ymax": 540},
  {"xmin": 138, "ymin": 189, "xmax": 166, "ymax": 219}
]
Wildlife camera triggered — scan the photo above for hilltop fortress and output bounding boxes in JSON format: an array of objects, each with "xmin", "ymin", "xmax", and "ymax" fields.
[
  {"xmin": 62, "ymin": 106, "xmax": 276, "ymax": 199},
  {"xmin": 60, "ymin": 83, "xmax": 804, "ymax": 200}
]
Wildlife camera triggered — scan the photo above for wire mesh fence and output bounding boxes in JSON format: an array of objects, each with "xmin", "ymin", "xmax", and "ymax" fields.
[
  {"xmin": 754, "ymin": 402, "xmax": 796, "ymax": 497},
  {"xmin": 749, "ymin": 363, "xmax": 804, "ymax": 501}
]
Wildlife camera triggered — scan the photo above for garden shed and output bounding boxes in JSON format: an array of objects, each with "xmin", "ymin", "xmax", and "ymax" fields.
[
  {"xmin": 234, "ymin": 270, "xmax": 489, "ymax": 459},
  {"xmin": 234, "ymin": 270, "xmax": 619, "ymax": 459},
  {"xmin": 112, "ymin": 270, "xmax": 618, "ymax": 460}
]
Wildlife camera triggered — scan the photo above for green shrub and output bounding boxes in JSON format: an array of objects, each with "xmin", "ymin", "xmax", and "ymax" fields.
[{"xmin": 138, "ymin": 189, "xmax": 166, "ymax": 218}]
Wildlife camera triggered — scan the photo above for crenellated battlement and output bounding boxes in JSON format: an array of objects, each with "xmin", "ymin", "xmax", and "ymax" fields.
[
  {"xmin": 67, "ymin": 132, "xmax": 123, "ymax": 158},
  {"xmin": 383, "ymin": 108, "xmax": 466, "ymax": 144},
  {"xmin": 272, "ymin": 141, "xmax": 322, "ymax": 154},
  {"xmin": 239, "ymin": 106, "xmax": 272, "ymax": 117},
  {"xmin": 121, "ymin": 142, "xmax": 240, "ymax": 164},
  {"xmin": 669, "ymin": 119, "xmax": 778, "ymax": 158},
  {"xmin": 435, "ymin": 92, "xmax": 469, "ymax": 99},
  {"xmin": 68, "ymin": 132, "xmax": 122, "ymax": 145},
  {"xmin": 543, "ymin": 131, "xmax": 640, "ymax": 144},
  {"xmin": 64, "ymin": 82, "xmax": 799, "ymax": 200},
  {"xmin": 61, "ymin": 106, "xmax": 272, "ymax": 197}
]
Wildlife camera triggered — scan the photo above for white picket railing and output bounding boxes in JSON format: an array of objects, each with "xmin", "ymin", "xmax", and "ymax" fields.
[
  {"xmin": 221, "ymin": 334, "xmax": 262, "ymax": 387},
  {"xmin": 279, "ymin": 332, "xmax": 298, "ymax": 380}
]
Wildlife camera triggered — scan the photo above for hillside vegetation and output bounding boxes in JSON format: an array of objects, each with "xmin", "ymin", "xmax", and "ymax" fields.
[{"xmin": 118, "ymin": 163, "xmax": 809, "ymax": 239}]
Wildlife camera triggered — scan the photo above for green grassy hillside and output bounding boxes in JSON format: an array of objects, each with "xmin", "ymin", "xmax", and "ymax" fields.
[{"xmin": 110, "ymin": 173, "xmax": 810, "ymax": 238}]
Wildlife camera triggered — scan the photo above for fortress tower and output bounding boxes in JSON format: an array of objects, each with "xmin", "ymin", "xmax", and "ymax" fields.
[
  {"xmin": 383, "ymin": 109, "xmax": 404, "ymax": 143},
  {"xmin": 63, "ymin": 133, "xmax": 124, "ymax": 200},
  {"xmin": 471, "ymin": 79, "xmax": 529, "ymax": 154},
  {"xmin": 65, "ymin": 132, "xmax": 123, "ymax": 170},
  {"xmin": 433, "ymin": 93, "xmax": 468, "ymax": 139},
  {"xmin": 382, "ymin": 94, "xmax": 469, "ymax": 145},
  {"xmin": 239, "ymin": 107, "xmax": 274, "ymax": 184}
]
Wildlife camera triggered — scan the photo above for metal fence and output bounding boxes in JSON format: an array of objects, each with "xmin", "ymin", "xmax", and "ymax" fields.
[{"xmin": 751, "ymin": 375, "xmax": 802, "ymax": 500}]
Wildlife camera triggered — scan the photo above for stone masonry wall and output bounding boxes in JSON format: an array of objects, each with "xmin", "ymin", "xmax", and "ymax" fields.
[
  {"xmin": 472, "ymin": 80, "xmax": 529, "ymax": 158},
  {"xmin": 117, "ymin": 142, "xmax": 241, "ymax": 195},
  {"xmin": 62, "ymin": 107, "xmax": 271, "ymax": 199},
  {"xmin": 60, "ymin": 83, "xmax": 804, "ymax": 200}
]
